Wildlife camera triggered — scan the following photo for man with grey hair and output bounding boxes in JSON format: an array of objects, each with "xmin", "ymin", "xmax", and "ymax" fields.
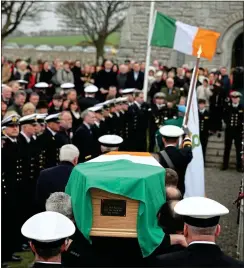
[
  {"xmin": 45, "ymin": 192, "xmax": 93, "ymax": 267},
  {"xmin": 7, "ymin": 90, "xmax": 26, "ymax": 116},
  {"xmin": 161, "ymin": 77, "xmax": 180, "ymax": 108},
  {"xmin": 36, "ymin": 144, "xmax": 79, "ymax": 212},
  {"xmin": 73, "ymin": 110, "xmax": 100, "ymax": 163},
  {"xmin": 2, "ymin": 85, "xmax": 13, "ymax": 106}
]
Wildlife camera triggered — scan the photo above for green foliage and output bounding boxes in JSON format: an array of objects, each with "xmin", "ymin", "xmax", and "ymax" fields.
[{"xmin": 5, "ymin": 32, "xmax": 120, "ymax": 47}]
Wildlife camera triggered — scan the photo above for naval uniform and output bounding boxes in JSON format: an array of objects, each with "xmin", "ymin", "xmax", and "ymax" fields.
[
  {"xmin": 156, "ymin": 137, "xmax": 193, "ymax": 196},
  {"xmin": 128, "ymin": 102, "xmax": 149, "ymax": 152},
  {"xmin": 156, "ymin": 242, "xmax": 244, "ymax": 267},
  {"xmin": 2, "ymin": 136, "xmax": 22, "ymax": 260},
  {"xmin": 223, "ymin": 103, "xmax": 244, "ymax": 170},
  {"xmin": 17, "ymin": 132, "xmax": 39, "ymax": 223},
  {"xmin": 149, "ymin": 104, "xmax": 167, "ymax": 152},
  {"xmin": 198, "ymin": 109, "xmax": 210, "ymax": 161},
  {"xmin": 119, "ymin": 110, "xmax": 130, "ymax": 150},
  {"xmin": 39, "ymin": 128, "xmax": 62, "ymax": 169}
]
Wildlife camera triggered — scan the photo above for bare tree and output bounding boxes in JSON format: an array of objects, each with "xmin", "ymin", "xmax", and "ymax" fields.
[
  {"xmin": 1, "ymin": 1, "xmax": 46, "ymax": 40},
  {"xmin": 56, "ymin": 1, "xmax": 129, "ymax": 64}
]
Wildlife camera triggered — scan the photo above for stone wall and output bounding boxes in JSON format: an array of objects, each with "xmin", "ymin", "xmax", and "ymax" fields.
[
  {"xmin": 118, "ymin": 2, "xmax": 244, "ymax": 70},
  {"xmin": 2, "ymin": 48, "xmax": 113, "ymax": 64}
]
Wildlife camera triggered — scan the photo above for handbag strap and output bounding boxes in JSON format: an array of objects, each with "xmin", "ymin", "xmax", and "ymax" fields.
[{"xmin": 160, "ymin": 150, "xmax": 175, "ymax": 169}]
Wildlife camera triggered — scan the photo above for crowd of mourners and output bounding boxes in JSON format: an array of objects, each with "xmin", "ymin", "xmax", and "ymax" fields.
[{"xmin": 1, "ymin": 55, "xmax": 244, "ymax": 267}]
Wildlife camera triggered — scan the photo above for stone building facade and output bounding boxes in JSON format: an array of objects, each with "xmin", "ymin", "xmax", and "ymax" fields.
[{"xmin": 118, "ymin": 2, "xmax": 243, "ymax": 70}]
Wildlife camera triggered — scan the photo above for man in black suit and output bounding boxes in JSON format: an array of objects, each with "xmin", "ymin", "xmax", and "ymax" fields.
[
  {"xmin": 125, "ymin": 62, "xmax": 144, "ymax": 90},
  {"xmin": 154, "ymin": 125, "xmax": 193, "ymax": 196},
  {"xmin": 156, "ymin": 196, "xmax": 244, "ymax": 267},
  {"xmin": 96, "ymin": 60, "xmax": 117, "ymax": 101},
  {"xmin": 36, "ymin": 144, "xmax": 79, "ymax": 212},
  {"xmin": 56, "ymin": 111, "xmax": 73, "ymax": 145},
  {"xmin": 73, "ymin": 110, "xmax": 100, "ymax": 163}
]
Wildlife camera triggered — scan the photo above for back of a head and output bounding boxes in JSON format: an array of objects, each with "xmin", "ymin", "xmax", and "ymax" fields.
[
  {"xmin": 46, "ymin": 192, "xmax": 73, "ymax": 220},
  {"xmin": 165, "ymin": 168, "xmax": 179, "ymax": 187},
  {"xmin": 166, "ymin": 186, "xmax": 182, "ymax": 201},
  {"xmin": 59, "ymin": 144, "xmax": 79, "ymax": 163}
]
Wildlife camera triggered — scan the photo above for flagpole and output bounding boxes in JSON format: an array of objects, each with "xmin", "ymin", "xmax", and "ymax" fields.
[
  {"xmin": 143, "ymin": 0, "xmax": 155, "ymax": 102},
  {"xmin": 183, "ymin": 46, "xmax": 202, "ymax": 126}
]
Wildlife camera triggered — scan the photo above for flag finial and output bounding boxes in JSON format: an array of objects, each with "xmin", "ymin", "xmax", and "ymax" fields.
[{"xmin": 197, "ymin": 45, "xmax": 202, "ymax": 58}]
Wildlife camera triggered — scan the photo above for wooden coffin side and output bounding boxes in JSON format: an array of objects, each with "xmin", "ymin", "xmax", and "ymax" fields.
[{"xmin": 90, "ymin": 188, "xmax": 139, "ymax": 238}]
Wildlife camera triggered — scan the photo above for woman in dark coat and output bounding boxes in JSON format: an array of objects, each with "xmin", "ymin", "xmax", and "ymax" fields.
[{"xmin": 68, "ymin": 101, "xmax": 83, "ymax": 133}]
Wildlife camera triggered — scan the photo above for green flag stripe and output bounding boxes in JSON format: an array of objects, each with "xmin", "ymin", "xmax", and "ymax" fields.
[{"xmin": 151, "ymin": 12, "xmax": 177, "ymax": 48}]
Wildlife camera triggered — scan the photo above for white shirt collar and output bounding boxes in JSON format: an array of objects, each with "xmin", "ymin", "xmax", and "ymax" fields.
[
  {"xmin": 33, "ymin": 135, "xmax": 37, "ymax": 140},
  {"xmin": 95, "ymin": 121, "xmax": 100, "ymax": 127},
  {"xmin": 47, "ymin": 127, "xmax": 56, "ymax": 136},
  {"xmin": 83, "ymin": 122, "xmax": 90, "ymax": 130},
  {"xmin": 35, "ymin": 261, "xmax": 62, "ymax": 264},
  {"xmin": 232, "ymin": 103, "xmax": 239, "ymax": 108},
  {"xmin": 20, "ymin": 131, "xmax": 31, "ymax": 143},
  {"xmin": 115, "ymin": 112, "xmax": 120, "ymax": 117},
  {"xmin": 165, "ymin": 144, "xmax": 177, "ymax": 147},
  {"xmin": 189, "ymin": 241, "xmax": 216, "ymax": 246},
  {"xmin": 199, "ymin": 109, "xmax": 206, "ymax": 113},
  {"xmin": 5, "ymin": 134, "xmax": 17, "ymax": 143},
  {"xmin": 134, "ymin": 101, "xmax": 141, "ymax": 108}
]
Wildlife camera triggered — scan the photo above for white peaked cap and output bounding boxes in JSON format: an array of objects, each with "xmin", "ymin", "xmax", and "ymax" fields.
[
  {"xmin": 98, "ymin": 135, "xmax": 123, "ymax": 147},
  {"xmin": 84, "ymin": 85, "xmax": 98, "ymax": 93},
  {"xmin": 21, "ymin": 211, "xmax": 75, "ymax": 242},
  {"xmin": 35, "ymin": 82, "xmax": 49, "ymax": 88},
  {"xmin": 121, "ymin": 88, "xmax": 135, "ymax": 94},
  {"xmin": 88, "ymin": 106, "xmax": 103, "ymax": 112},
  {"xmin": 17, "ymin": 80, "xmax": 28, "ymax": 84},
  {"xmin": 36, "ymin": 113, "xmax": 48, "ymax": 119},
  {"xmin": 174, "ymin": 197, "xmax": 229, "ymax": 219},
  {"xmin": 45, "ymin": 113, "xmax": 61, "ymax": 122},
  {"xmin": 61, "ymin": 83, "xmax": 75, "ymax": 89},
  {"xmin": 159, "ymin": 125, "xmax": 184, "ymax": 138},
  {"xmin": 19, "ymin": 113, "xmax": 37, "ymax": 123}
]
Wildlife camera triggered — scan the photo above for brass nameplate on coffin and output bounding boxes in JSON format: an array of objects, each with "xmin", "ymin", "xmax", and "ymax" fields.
[{"xmin": 101, "ymin": 199, "xmax": 126, "ymax": 216}]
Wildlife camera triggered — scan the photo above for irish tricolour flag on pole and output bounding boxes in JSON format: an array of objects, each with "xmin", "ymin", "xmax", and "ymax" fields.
[{"xmin": 151, "ymin": 12, "xmax": 220, "ymax": 60}]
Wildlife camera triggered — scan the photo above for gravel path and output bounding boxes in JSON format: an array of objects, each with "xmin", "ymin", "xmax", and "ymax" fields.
[{"xmin": 205, "ymin": 168, "xmax": 242, "ymax": 258}]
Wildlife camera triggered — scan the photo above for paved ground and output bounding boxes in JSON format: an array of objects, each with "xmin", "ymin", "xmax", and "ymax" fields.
[{"xmin": 205, "ymin": 168, "xmax": 242, "ymax": 258}]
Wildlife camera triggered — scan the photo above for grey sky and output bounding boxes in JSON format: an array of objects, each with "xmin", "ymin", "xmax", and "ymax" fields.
[{"xmin": 18, "ymin": 3, "xmax": 60, "ymax": 33}]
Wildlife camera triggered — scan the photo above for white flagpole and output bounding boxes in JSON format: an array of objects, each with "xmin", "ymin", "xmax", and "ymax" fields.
[{"xmin": 143, "ymin": 1, "xmax": 155, "ymax": 102}]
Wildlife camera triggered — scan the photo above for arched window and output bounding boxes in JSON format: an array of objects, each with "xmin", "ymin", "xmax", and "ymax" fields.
[{"xmin": 232, "ymin": 33, "xmax": 243, "ymax": 67}]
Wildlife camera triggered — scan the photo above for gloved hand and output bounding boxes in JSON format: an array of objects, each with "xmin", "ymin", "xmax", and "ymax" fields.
[{"xmin": 182, "ymin": 125, "xmax": 191, "ymax": 136}]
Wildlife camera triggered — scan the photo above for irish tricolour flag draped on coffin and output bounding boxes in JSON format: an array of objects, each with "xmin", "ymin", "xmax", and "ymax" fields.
[
  {"xmin": 150, "ymin": 12, "xmax": 220, "ymax": 60},
  {"xmin": 65, "ymin": 152, "xmax": 166, "ymax": 257}
]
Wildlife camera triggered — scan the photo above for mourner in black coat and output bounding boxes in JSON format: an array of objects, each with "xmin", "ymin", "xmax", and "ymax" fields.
[
  {"xmin": 125, "ymin": 69, "xmax": 144, "ymax": 90},
  {"xmin": 198, "ymin": 99, "xmax": 210, "ymax": 162},
  {"xmin": 36, "ymin": 161, "xmax": 75, "ymax": 212},
  {"xmin": 73, "ymin": 114, "xmax": 100, "ymax": 163}
]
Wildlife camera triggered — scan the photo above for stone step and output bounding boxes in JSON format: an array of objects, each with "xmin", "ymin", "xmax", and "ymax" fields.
[
  {"xmin": 207, "ymin": 148, "xmax": 236, "ymax": 157},
  {"xmin": 205, "ymin": 155, "xmax": 236, "ymax": 164},
  {"xmin": 205, "ymin": 162, "xmax": 236, "ymax": 169},
  {"xmin": 208, "ymin": 135, "xmax": 225, "ymax": 143}
]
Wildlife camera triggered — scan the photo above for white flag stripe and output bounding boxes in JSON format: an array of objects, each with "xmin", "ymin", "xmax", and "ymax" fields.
[{"xmin": 184, "ymin": 78, "xmax": 205, "ymax": 197}]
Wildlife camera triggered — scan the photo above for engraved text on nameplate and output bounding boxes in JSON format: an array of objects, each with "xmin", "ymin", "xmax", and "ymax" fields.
[{"xmin": 101, "ymin": 199, "xmax": 126, "ymax": 216}]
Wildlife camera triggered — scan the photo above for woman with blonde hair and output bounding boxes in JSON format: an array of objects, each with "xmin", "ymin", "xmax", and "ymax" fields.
[{"xmin": 22, "ymin": 102, "xmax": 36, "ymax": 116}]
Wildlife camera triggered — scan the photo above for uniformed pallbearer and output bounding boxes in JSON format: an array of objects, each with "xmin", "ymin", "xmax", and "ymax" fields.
[
  {"xmin": 21, "ymin": 211, "xmax": 75, "ymax": 267},
  {"xmin": 222, "ymin": 91, "xmax": 244, "ymax": 172},
  {"xmin": 154, "ymin": 125, "xmax": 193, "ymax": 196},
  {"xmin": 156, "ymin": 197, "xmax": 244, "ymax": 267}
]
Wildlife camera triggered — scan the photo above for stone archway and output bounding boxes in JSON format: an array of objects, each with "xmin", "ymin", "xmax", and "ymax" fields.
[
  {"xmin": 219, "ymin": 19, "xmax": 243, "ymax": 71},
  {"xmin": 232, "ymin": 33, "xmax": 243, "ymax": 67}
]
